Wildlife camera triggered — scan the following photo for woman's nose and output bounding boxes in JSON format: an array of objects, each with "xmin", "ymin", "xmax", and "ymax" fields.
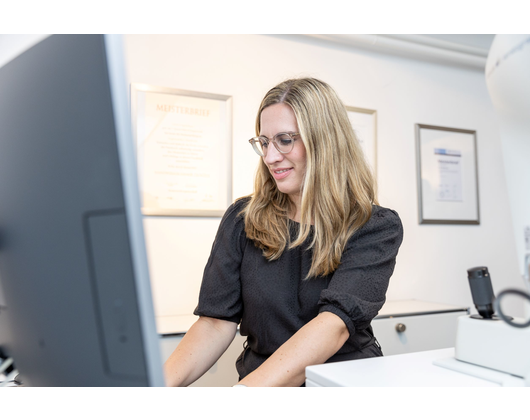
[{"xmin": 263, "ymin": 144, "xmax": 284, "ymax": 165}]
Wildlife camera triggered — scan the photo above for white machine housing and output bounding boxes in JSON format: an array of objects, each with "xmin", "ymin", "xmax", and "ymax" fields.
[{"xmin": 455, "ymin": 315, "xmax": 530, "ymax": 378}]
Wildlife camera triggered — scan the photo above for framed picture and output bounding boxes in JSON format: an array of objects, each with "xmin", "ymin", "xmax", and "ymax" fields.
[
  {"xmin": 416, "ymin": 124, "xmax": 480, "ymax": 224},
  {"xmin": 346, "ymin": 106, "xmax": 377, "ymax": 177},
  {"xmin": 130, "ymin": 84, "xmax": 232, "ymax": 217}
]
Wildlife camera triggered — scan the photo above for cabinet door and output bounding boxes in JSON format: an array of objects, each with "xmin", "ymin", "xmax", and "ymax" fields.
[{"xmin": 372, "ymin": 312, "xmax": 465, "ymax": 356}]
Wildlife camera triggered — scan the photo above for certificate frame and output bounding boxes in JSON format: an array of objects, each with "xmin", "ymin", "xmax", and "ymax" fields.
[
  {"xmin": 130, "ymin": 84, "xmax": 232, "ymax": 217},
  {"xmin": 345, "ymin": 106, "xmax": 377, "ymax": 178},
  {"xmin": 415, "ymin": 124, "xmax": 480, "ymax": 225}
]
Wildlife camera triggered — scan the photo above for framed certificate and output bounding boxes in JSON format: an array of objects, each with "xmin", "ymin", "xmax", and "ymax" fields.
[
  {"xmin": 416, "ymin": 124, "xmax": 480, "ymax": 224},
  {"xmin": 346, "ymin": 106, "xmax": 377, "ymax": 178},
  {"xmin": 130, "ymin": 84, "xmax": 232, "ymax": 217}
]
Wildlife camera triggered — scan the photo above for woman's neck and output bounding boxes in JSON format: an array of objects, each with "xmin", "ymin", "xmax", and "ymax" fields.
[
  {"xmin": 289, "ymin": 201, "xmax": 313, "ymax": 225},
  {"xmin": 289, "ymin": 194, "xmax": 302, "ymax": 223}
]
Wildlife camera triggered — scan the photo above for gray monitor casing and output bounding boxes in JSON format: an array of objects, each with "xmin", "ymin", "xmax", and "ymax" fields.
[{"xmin": 0, "ymin": 34, "xmax": 164, "ymax": 386}]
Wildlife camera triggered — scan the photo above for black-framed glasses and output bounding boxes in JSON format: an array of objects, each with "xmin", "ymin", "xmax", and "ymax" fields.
[{"xmin": 248, "ymin": 132, "xmax": 300, "ymax": 157}]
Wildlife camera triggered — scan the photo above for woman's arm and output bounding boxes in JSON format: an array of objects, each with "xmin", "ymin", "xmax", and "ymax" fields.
[
  {"xmin": 164, "ymin": 316, "xmax": 237, "ymax": 387},
  {"xmin": 237, "ymin": 311, "xmax": 349, "ymax": 387}
]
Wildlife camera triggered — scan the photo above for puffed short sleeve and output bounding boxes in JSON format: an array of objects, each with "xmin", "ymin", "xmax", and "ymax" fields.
[
  {"xmin": 318, "ymin": 206, "xmax": 403, "ymax": 337},
  {"xmin": 193, "ymin": 198, "xmax": 247, "ymax": 324}
]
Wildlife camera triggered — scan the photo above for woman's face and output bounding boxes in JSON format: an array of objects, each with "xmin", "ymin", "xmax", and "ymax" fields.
[{"xmin": 260, "ymin": 103, "xmax": 307, "ymax": 205}]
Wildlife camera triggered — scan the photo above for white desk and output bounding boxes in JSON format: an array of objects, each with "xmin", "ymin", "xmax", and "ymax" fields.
[{"xmin": 306, "ymin": 348, "xmax": 505, "ymax": 387}]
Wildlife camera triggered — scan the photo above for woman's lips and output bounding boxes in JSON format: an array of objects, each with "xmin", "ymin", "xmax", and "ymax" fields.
[{"xmin": 271, "ymin": 167, "xmax": 293, "ymax": 180}]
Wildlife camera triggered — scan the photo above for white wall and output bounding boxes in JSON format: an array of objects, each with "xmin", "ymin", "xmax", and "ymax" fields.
[{"xmin": 123, "ymin": 34, "xmax": 523, "ymax": 321}]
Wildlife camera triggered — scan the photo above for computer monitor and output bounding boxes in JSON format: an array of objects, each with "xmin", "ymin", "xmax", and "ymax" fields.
[{"xmin": 0, "ymin": 35, "xmax": 164, "ymax": 386}]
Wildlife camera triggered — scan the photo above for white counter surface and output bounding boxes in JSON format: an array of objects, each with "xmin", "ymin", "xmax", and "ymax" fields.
[{"xmin": 306, "ymin": 348, "xmax": 500, "ymax": 387}]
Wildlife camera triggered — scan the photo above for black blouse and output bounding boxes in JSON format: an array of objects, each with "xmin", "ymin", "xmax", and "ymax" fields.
[{"xmin": 194, "ymin": 197, "xmax": 403, "ymax": 379}]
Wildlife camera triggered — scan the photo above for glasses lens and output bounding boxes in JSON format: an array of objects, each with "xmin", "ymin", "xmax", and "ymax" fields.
[
  {"xmin": 250, "ymin": 134, "xmax": 295, "ymax": 156},
  {"xmin": 275, "ymin": 133, "xmax": 293, "ymax": 153},
  {"xmin": 250, "ymin": 138, "xmax": 265, "ymax": 156}
]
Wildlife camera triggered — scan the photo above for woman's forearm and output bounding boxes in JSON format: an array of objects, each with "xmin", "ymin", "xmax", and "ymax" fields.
[
  {"xmin": 238, "ymin": 311, "xmax": 350, "ymax": 387},
  {"xmin": 163, "ymin": 316, "xmax": 237, "ymax": 387}
]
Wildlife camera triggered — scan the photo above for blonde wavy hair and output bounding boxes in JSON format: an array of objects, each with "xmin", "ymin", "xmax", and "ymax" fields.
[{"xmin": 242, "ymin": 78, "xmax": 378, "ymax": 278}]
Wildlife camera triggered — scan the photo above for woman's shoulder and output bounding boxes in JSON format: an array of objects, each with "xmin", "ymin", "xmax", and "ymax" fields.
[
  {"xmin": 219, "ymin": 196, "xmax": 251, "ymax": 226},
  {"xmin": 228, "ymin": 196, "xmax": 251, "ymax": 215},
  {"xmin": 338, "ymin": 204, "xmax": 404, "ymax": 257},
  {"xmin": 370, "ymin": 204, "xmax": 401, "ymax": 223},
  {"xmin": 349, "ymin": 204, "xmax": 403, "ymax": 243},
  {"xmin": 212, "ymin": 197, "xmax": 250, "ymax": 252}
]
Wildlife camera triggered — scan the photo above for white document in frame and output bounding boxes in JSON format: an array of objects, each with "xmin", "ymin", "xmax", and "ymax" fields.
[
  {"xmin": 435, "ymin": 148, "xmax": 463, "ymax": 202},
  {"xmin": 138, "ymin": 91, "xmax": 223, "ymax": 211}
]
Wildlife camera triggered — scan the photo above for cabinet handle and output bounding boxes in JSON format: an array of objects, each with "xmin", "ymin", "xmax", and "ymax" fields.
[{"xmin": 395, "ymin": 323, "xmax": 406, "ymax": 333}]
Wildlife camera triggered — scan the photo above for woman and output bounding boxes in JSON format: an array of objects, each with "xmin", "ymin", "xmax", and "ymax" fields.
[{"xmin": 164, "ymin": 78, "xmax": 403, "ymax": 387}]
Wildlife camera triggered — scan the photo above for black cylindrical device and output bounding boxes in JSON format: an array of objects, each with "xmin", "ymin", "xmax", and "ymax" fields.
[{"xmin": 467, "ymin": 266, "xmax": 495, "ymax": 319}]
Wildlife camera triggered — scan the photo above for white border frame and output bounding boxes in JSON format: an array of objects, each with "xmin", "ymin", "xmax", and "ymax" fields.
[
  {"xmin": 130, "ymin": 83, "xmax": 232, "ymax": 217},
  {"xmin": 345, "ymin": 106, "xmax": 378, "ymax": 178},
  {"xmin": 416, "ymin": 123, "xmax": 480, "ymax": 225}
]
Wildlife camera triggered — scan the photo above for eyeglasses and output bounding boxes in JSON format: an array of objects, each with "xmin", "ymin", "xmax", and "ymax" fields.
[{"xmin": 248, "ymin": 132, "xmax": 299, "ymax": 157}]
